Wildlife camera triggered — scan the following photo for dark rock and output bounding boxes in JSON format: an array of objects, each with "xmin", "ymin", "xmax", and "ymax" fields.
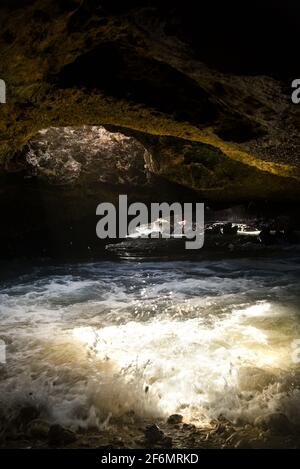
[
  {"xmin": 235, "ymin": 438, "xmax": 252, "ymax": 449},
  {"xmin": 259, "ymin": 227, "xmax": 275, "ymax": 245},
  {"xmin": 182, "ymin": 423, "xmax": 196, "ymax": 430},
  {"xmin": 254, "ymin": 413, "xmax": 292, "ymax": 435},
  {"xmin": 144, "ymin": 424, "xmax": 164, "ymax": 443},
  {"xmin": 27, "ymin": 419, "xmax": 50, "ymax": 439},
  {"xmin": 48, "ymin": 424, "xmax": 77, "ymax": 446},
  {"xmin": 161, "ymin": 436, "xmax": 173, "ymax": 447},
  {"xmin": 222, "ymin": 223, "xmax": 238, "ymax": 235},
  {"xmin": 167, "ymin": 414, "xmax": 183, "ymax": 425}
]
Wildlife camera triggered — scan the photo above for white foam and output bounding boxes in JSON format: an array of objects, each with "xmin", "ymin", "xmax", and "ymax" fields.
[{"xmin": 0, "ymin": 260, "xmax": 300, "ymax": 429}]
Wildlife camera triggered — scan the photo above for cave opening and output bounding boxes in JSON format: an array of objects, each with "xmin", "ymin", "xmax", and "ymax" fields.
[{"xmin": 0, "ymin": 126, "xmax": 154, "ymax": 259}]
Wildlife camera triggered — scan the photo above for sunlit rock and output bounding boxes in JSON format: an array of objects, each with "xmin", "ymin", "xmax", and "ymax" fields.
[{"xmin": 16, "ymin": 126, "xmax": 152, "ymax": 186}]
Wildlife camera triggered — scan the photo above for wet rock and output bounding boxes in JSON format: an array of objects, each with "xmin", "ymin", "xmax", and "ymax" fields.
[
  {"xmin": 223, "ymin": 223, "xmax": 238, "ymax": 235},
  {"xmin": 187, "ymin": 435, "xmax": 196, "ymax": 446},
  {"xmin": 144, "ymin": 424, "xmax": 164, "ymax": 443},
  {"xmin": 235, "ymin": 438, "xmax": 252, "ymax": 449},
  {"xmin": 225, "ymin": 433, "xmax": 237, "ymax": 445},
  {"xmin": 249, "ymin": 438, "xmax": 262, "ymax": 449},
  {"xmin": 259, "ymin": 227, "xmax": 275, "ymax": 245},
  {"xmin": 213, "ymin": 423, "xmax": 227, "ymax": 434},
  {"xmin": 167, "ymin": 414, "xmax": 183, "ymax": 425},
  {"xmin": 254, "ymin": 413, "xmax": 292, "ymax": 435},
  {"xmin": 27, "ymin": 419, "xmax": 50, "ymax": 439},
  {"xmin": 161, "ymin": 436, "xmax": 172, "ymax": 447},
  {"xmin": 48, "ymin": 424, "xmax": 77, "ymax": 446},
  {"xmin": 182, "ymin": 423, "xmax": 196, "ymax": 430}
]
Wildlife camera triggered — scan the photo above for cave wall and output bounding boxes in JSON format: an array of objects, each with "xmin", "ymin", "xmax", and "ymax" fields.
[{"xmin": 1, "ymin": 0, "xmax": 300, "ymax": 258}]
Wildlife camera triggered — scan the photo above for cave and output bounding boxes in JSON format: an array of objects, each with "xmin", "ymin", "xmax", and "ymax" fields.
[{"xmin": 0, "ymin": 0, "xmax": 300, "ymax": 457}]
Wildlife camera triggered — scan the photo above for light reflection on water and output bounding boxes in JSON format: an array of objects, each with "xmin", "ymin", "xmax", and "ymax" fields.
[{"xmin": 0, "ymin": 256, "xmax": 300, "ymax": 429}]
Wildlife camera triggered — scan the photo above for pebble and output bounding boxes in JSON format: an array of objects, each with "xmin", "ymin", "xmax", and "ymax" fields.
[
  {"xmin": 48, "ymin": 424, "xmax": 77, "ymax": 446},
  {"xmin": 144, "ymin": 424, "xmax": 164, "ymax": 443},
  {"xmin": 167, "ymin": 414, "xmax": 183, "ymax": 425},
  {"xmin": 235, "ymin": 438, "xmax": 252, "ymax": 449},
  {"xmin": 27, "ymin": 419, "xmax": 50, "ymax": 439},
  {"xmin": 162, "ymin": 436, "xmax": 173, "ymax": 447}
]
